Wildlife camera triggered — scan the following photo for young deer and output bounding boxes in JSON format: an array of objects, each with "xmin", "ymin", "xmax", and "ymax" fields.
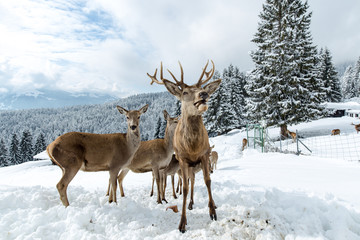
[
  {"xmin": 242, "ymin": 138, "xmax": 248, "ymax": 151},
  {"xmin": 351, "ymin": 123, "xmax": 360, "ymax": 134},
  {"xmin": 113, "ymin": 110, "xmax": 179, "ymax": 204},
  {"xmin": 331, "ymin": 129, "xmax": 340, "ymax": 135},
  {"xmin": 46, "ymin": 104, "xmax": 148, "ymax": 206},
  {"xmin": 209, "ymin": 145, "xmax": 218, "ymax": 173},
  {"xmin": 147, "ymin": 60, "xmax": 221, "ymax": 233},
  {"xmin": 286, "ymin": 130, "xmax": 297, "ymax": 142}
]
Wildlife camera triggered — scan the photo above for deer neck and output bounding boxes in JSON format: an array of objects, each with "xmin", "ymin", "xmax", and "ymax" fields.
[
  {"xmin": 177, "ymin": 112, "xmax": 208, "ymax": 147},
  {"xmin": 126, "ymin": 128, "xmax": 141, "ymax": 153},
  {"xmin": 164, "ymin": 125, "xmax": 175, "ymax": 151},
  {"xmin": 181, "ymin": 111, "xmax": 204, "ymax": 134}
]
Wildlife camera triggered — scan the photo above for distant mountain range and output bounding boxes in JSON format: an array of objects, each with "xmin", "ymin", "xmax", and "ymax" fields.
[{"xmin": 0, "ymin": 89, "xmax": 118, "ymax": 110}]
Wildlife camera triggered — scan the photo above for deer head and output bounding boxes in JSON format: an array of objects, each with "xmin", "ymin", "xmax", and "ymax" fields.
[
  {"xmin": 117, "ymin": 104, "xmax": 148, "ymax": 132},
  {"xmin": 147, "ymin": 61, "xmax": 221, "ymax": 116}
]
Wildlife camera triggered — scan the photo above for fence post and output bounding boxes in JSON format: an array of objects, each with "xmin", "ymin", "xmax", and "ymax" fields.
[{"xmin": 296, "ymin": 130, "xmax": 300, "ymax": 155}]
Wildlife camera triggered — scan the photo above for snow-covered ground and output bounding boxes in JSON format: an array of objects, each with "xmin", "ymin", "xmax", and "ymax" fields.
[{"xmin": 1, "ymin": 117, "xmax": 360, "ymax": 239}]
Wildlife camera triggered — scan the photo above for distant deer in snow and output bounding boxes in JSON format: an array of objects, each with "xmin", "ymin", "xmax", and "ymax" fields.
[
  {"xmin": 351, "ymin": 123, "xmax": 360, "ymax": 134},
  {"xmin": 331, "ymin": 129, "xmax": 340, "ymax": 136},
  {"xmin": 286, "ymin": 130, "xmax": 297, "ymax": 142}
]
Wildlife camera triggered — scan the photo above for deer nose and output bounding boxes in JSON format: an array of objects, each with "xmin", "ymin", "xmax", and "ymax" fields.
[
  {"xmin": 130, "ymin": 125, "xmax": 137, "ymax": 130},
  {"xmin": 199, "ymin": 91, "xmax": 208, "ymax": 100}
]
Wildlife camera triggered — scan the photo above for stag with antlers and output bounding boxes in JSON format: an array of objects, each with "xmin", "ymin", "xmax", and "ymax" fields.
[{"xmin": 147, "ymin": 60, "xmax": 221, "ymax": 233}]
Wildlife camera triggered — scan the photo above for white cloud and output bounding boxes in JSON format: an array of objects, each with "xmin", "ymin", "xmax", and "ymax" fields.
[{"xmin": 0, "ymin": 0, "xmax": 359, "ymax": 98}]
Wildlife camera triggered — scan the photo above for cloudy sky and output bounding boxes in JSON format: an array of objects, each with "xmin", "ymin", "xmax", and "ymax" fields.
[{"xmin": 0, "ymin": 0, "xmax": 359, "ymax": 98}]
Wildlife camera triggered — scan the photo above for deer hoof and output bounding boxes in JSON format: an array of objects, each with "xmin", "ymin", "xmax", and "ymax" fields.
[{"xmin": 210, "ymin": 212, "xmax": 217, "ymax": 221}]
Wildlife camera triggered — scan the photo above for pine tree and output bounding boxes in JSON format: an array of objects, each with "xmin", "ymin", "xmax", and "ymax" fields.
[
  {"xmin": 34, "ymin": 133, "xmax": 46, "ymax": 155},
  {"xmin": 318, "ymin": 47, "xmax": 342, "ymax": 102},
  {"xmin": 153, "ymin": 117, "xmax": 162, "ymax": 139},
  {"xmin": 0, "ymin": 139, "xmax": 8, "ymax": 167},
  {"xmin": 9, "ymin": 134, "xmax": 21, "ymax": 165},
  {"xmin": 341, "ymin": 65, "xmax": 354, "ymax": 99},
  {"xmin": 352, "ymin": 57, "xmax": 360, "ymax": 97},
  {"xmin": 159, "ymin": 118, "xmax": 166, "ymax": 138},
  {"xmin": 204, "ymin": 71, "xmax": 223, "ymax": 136},
  {"xmin": 20, "ymin": 130, "xmax": 33, "ymax": 162},
  {"xmin": 246, "ymin": 0, "xmax": 324, "ymax": 134},
  {"xmin": 173, "ymin": 99, "xmax": 181, "ymax": 117},
  {"xmin": 229, "ymin": 67, "xmax": 248, "ymax": 127}
]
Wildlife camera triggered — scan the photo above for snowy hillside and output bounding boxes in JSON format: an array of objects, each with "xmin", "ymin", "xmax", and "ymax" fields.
[{"xmin": 1, "ymin": 117, "xmax": 360, "ymax": 239}]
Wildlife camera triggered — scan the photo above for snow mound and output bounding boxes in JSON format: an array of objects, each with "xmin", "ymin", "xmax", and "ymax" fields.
[{"xmin": 1, "ymin": 183, "xmax": 360, "ymax": 240}]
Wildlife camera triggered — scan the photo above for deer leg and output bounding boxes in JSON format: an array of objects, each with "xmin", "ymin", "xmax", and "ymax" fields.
[
  {"xmin": 57, "ymin": 166, "xmax": 80, "ymax": 207},
  {"xmin": 153, "ymin": 167, "xmax": 163, "ymax": 204},
  {"xmin": 179, "ymin": 161, "xmax": 189, "ymax": 233},
  {"xmin": 106, "ymin": 182, "xmax": 110, "ymax": 196},
  {"xmin": 150, "ymin": 171, "xmax": 155, "ymax": 197},
  {"xmin": 201, "ymin": 156, "xmax": 217, "ymax": 221},
  {"xmin": 162, "ymin": 171, "xmax": 168, "ymax": 203},
  {"xmin": 109, "ymin": 168, "xmax": 120, "ymax": 203},
  {"xmin": 176, "ymin": 175, "xmax": 180, "ymax": 193},
  {"xmin": 179, "ymin": 175, "xmax": 183, "ymax": 195},
  {"xmin": 188, "ymin": 167, "xmax": 195, "ymax": 210},
  {"xmin": 117, "ymin": 169, "xmax": 129, "ymax": 197},
  {"xmin": 171, "ymin": 174, "xmax": 177, "ymax": 199}
]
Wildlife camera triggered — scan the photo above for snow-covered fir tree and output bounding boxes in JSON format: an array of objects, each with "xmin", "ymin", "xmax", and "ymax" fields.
[
  {"xmin": 229, "ymin": 67, "xmax": 248, "ymax": 127},
  {"xmin": 20, "ymin": 130, "xmax": 33, "ymax": 162},
  {"xmin": 9, "ymin": 134, "xmax": 21, "ymax": 165},
  {"xmin": 204, "ymin": 65, "xmax": 248, "ymax": 136},
  {"xmin": 246, "ymin": 0, "xmax": 324, "ymax": 135},
  {"xmin": 341, "ymin": 65, "xmax": 354, "ymax": 99},
  {"xmin": 34, "ymin": 133, "xmax": 46, "ymax": 155},
  {"xmin": 204, "ymin": 70, "xmax": 238, "ymax": 136},
  {"xmin": 341, "ymin": 57, "xmax": 360, "ymax": 99},
  {"xmin": 318, "ymin": 47, "xmax": 342, "ymax": 102},
  {"xmin": 352, "ymin": 57, "xmax": 360, "ymax": 97},
  {"xmin": 153, "ymin": 117, "xmax": 163, "ymax": 139},
  {"xmin": 0, "ymin": 139, "xmax": 8, "ymax": 167},
  {"xmin": 172, "ymin": 100, "xmax": 181, "ymax": 117}
]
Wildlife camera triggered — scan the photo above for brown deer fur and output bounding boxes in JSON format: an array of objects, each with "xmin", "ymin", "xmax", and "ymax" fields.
[
  {"xmin": 242, "ymin": 138, "xmax": 248, "ymax": 151},
  {"xmin": 159, "ymin": 154, "xmax": 180, "ymax": 200},
  {"xmin": 286, "ymin": 130, "xmax": 297, "ymax": 142},
  {"xmin": 209, "ymin": 145, "xmax": 218, "ymax": 173},
  {"xmin": 114, "ymin": 110, "xmax": 179, "ymax": 204},
  {"xmin": 46, "ymin": 104, "xmax": 148, "ymax": 206},
  {"xmin": 147, "ymin": 60, "xmax": 221, "ymax": 232},
  {"xmin": 351, "ymin": 123, "xmax": 360, "ymax": 134},
  {"xmin": 331, "ymin": 129, "xmax": 340, "ymax": 135}
]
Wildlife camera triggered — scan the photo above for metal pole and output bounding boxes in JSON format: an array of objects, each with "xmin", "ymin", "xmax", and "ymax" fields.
[{"xmin": 296, "ymin": 130, "xmax": 300, "ymax": 155}]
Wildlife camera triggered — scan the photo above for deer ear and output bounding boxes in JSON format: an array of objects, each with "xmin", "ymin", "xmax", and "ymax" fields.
[
  {"xmin": 163, "ymin": 80, "xmax": 182, "ymax": 99},
  {"xmin": 117, "ymin": 106, "xmax": 128, "ymax": 115},
  {"xmin": 204, "ymin": 79, "xmax": 221, "ymax": 96},
  {"xmin": 139, "ymin": 104, "xmax": 149, "ymax": 114},
  {"xmin": 163, "ymin": 110, "xmax": 170, "ymax": 120}
]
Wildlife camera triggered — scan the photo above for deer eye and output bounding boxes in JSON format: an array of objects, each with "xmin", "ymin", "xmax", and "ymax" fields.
[
  {"xmin": 127, "ymin": 117, "xmax": 129, "ymax": 119},
  {"xmin": 138, "ymin": 116, "xmax": 140, "ymax": 119},
  {"xmin": 183, "ymin": 91, "xmax": 188, "ymax": 95}
]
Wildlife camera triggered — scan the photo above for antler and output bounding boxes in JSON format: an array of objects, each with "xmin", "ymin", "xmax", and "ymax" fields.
[
  {"xmin": 147, "ymin": 62, "xmax": 186, "ymax": 90},
  {"xmin": 196, "ymin": 60, "xmax": 215, "ymax": 87},
  {"xmin": 147, "ymin": 62, "xmax": 167, "ymax": 85}
]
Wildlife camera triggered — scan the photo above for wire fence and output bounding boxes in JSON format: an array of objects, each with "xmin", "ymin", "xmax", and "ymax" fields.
[{"xmin": 269, "ymin": 131, "xmax": 360, "ymax": 162}]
